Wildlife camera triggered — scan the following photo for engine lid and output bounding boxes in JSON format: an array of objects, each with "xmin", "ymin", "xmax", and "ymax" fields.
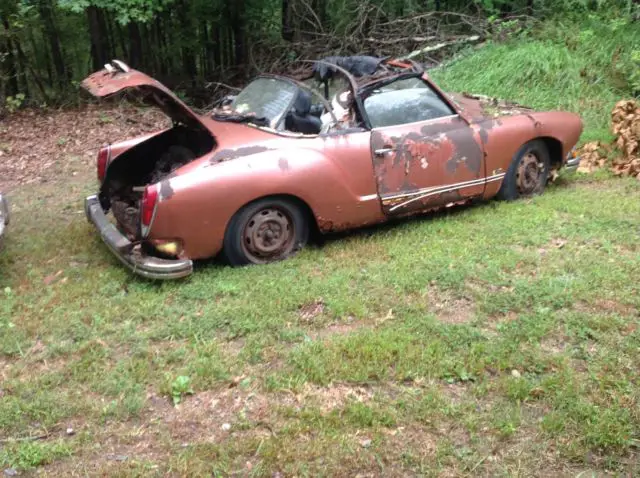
[{"xmin": 82, "ymin": 61, "xmax": 207, "ymax": 130}]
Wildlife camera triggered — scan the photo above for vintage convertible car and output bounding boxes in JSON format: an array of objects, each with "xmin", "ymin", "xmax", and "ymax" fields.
[
  {"xmin": 0, "ymin": 193, "xmax": 9, "ymax": 249},
  {"xmin": 82, "ymin": 58, "xmax": 582, "ymax": 279}
]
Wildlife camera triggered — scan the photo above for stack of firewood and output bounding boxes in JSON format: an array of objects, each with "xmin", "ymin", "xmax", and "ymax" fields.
[
  {"xmin": 611, "ymin": 100, "xmax": 640, "ymax": 179},
  {"xmin": 577, "ymin": 100, "xmax": 640, "ymax": 180}
]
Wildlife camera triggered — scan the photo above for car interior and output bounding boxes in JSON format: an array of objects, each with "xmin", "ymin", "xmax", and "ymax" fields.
[{"xmin": 284, "ymin": 89, "xmax": 323, "ymax": 135}]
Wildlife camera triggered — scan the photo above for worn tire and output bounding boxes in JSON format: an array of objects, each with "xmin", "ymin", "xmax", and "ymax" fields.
[
  {"xmin": 221, "ymin": 197, "xmax": 309, "ymax": 266},
  {"xmin": 496, "ymin": 140, "xmax": 550, "ymax": 201}
]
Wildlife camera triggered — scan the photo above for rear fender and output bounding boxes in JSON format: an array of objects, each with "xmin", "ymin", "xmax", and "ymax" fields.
[{"xmin": 150, "ymin": 148, "xmax": 384, "ymax": 259}]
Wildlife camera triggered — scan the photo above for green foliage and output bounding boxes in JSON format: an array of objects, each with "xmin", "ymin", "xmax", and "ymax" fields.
[
  {"xmin": 58, "ymin": 0, "xmax": 176, "ymax": 24},
  {"xmin": 2, "ymin": 0, "xmax": 638, "ymax": 106},
  {"xmin": 0, "ymin": 440, "xmax": 73, "ymax": 470},
  {"xmin": 432, "ymin": 15, "xmax": 640, "ymax": 143},
  {"xmin": 167, "ymin": 375, "xmax": 194, "ymax": 405}
]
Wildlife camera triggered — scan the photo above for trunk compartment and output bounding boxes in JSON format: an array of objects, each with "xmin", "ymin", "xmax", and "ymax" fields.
[{"xmin": 101, "ymin": 124, "xmax": 215, "ymax": 238}]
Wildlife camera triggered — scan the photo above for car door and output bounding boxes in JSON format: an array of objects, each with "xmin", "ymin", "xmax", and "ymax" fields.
[{"xmin": 365, "ymin": 76, "xmax": 488, "ymax": 216}]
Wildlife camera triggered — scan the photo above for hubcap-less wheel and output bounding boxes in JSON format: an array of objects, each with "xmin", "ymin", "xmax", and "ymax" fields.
[
  {"xmin": 242, "ymin": 207, "xmax": 295, "ymax": 263},
  {"xmin": 516, "ymin": 152, "xmax": 545, "ymax": 196}
]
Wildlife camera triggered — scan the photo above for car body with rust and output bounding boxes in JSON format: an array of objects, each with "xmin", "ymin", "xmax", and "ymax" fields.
[
  {"xmin": 82, "ymin": 58, "xmax": 582, "ymax": 279},
  {"xmin": 0, "ymin": 192, "xmax": 9, "ymax": 249}
]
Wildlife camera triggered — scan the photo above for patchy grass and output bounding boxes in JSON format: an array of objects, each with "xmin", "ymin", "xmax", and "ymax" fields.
[
  {"xmin": 1, "ymin": 19, "xmax": 639, "ymax": 473},
  {"xmin": 0, "ymin": 165, "xmax": 638, "ymax": 475}
]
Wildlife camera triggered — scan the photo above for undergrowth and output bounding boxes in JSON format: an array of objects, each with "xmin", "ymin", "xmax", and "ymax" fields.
[{"xmin": 432, "ymin": 15, "xmax": 640, "ymax": 143}]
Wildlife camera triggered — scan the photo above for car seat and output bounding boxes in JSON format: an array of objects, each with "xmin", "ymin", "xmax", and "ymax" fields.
[{"xmin": 285, "ymin": 90, "xmax": 322, "ymax": 134}]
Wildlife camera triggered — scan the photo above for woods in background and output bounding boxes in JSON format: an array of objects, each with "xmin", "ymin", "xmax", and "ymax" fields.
[{"xmin": 0, "ymin": 0, "xmax": 637, "ymax": 109}]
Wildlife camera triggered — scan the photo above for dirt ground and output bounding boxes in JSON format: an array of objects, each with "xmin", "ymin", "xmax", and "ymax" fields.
[{"xmin": 0, "ymin": 104, "xmax": 168, "ymax": 191}]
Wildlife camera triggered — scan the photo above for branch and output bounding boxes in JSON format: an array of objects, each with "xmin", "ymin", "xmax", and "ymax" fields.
[{"xmin": 402, "ymin": 35, "xmax": 481, "ymax": 60}]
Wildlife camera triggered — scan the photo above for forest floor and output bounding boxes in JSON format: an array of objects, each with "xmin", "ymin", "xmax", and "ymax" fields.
[{"xmin": 1, "ymin": 100, "xmax": 639, "ymax": 476}]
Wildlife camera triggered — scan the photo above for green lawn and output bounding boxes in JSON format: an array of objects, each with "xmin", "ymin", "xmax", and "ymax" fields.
[{"xmin": 1, "ymin": 164, "xmax": 639, "ymax": 475}]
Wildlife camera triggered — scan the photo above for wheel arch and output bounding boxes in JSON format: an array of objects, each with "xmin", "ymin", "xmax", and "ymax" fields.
[{"xmin": 537, "ymin": 136, "xmax": 564, "ymax": 169}]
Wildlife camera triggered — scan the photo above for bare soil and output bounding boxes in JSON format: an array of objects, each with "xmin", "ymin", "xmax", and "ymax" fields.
[{"xmin": 0, "ymin": 104, "xmax": 167, "ymax": 191}]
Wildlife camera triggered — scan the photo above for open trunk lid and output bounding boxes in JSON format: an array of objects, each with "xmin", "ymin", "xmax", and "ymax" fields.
[{"xmin": 82, "ymin": 60, "xmax": 206, "ymax": 130}]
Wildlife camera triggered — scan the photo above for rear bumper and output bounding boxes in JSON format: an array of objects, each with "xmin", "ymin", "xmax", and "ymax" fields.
[
  {"xmin": 84, "ymin": 195, "xmax": 193, "ymax": 280},
  {"xmin": 0, "ymin": 194, "xmax": 9, "ymax": 248},
  {"xmin": 564, "ymin": 156, "xmax": 581, "ymax": 172}
]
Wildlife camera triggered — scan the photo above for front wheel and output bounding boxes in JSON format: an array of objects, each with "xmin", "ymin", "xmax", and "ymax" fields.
[
  {"xmin": 497, "ymin": 140, "xmax": 550, "ymax": 201},
  {"xmin": 221, "ymin": 198, "xmax": 309, "ymax": 266}
]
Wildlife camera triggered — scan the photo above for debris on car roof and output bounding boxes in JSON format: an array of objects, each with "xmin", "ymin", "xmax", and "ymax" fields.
[
  {"xmin": 311, "ymin": 55, "xmax": 423, "ymax": 83},
  {"xmin": 312, "ymin": 56, "xmax": 387, "ymax": 82}
]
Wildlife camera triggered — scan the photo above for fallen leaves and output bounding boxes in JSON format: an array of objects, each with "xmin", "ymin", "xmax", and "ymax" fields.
[
  {"xmin": 298, "ymin": 299, "xmax": 326, "ymax": 322},
  {"xmin": 577, "ymin": 99, "xmax": 640, "ymax": 180},
  {"xmin": 577, "ymin": 141, "xmax": 610, "ymax": 174},
  {"xmin": 0, "ymin": 103, "xmax": 168, "ymax": 191}
]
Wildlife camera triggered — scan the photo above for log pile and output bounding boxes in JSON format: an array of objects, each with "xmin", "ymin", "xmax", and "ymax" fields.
[
  {"xmin": 577, "ymin": 99, "xmax": 640, "ymax": 180},
  {"xmin": 611, "ymin": 100, "xmax": 640, "ymax": 179}
]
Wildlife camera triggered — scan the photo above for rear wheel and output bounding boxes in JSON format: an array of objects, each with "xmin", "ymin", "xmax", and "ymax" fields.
[
  {"xmin": 497, "ymin": 140, "xmax": 550, "ymax": 201},
  {"xmin": 222, "ymin": 198, "xmax": 309, "ymax": 266}
]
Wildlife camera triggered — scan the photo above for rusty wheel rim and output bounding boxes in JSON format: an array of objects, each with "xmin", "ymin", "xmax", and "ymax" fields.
[
  {"xmin": 516, "ymin": 152, "xmax": 545, "ymax": 195},
  {"xmin": 242, "ymin": 207, "xmax": 295, "ymax": 263}
]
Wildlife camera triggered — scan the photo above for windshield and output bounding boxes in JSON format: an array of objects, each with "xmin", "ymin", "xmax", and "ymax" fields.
[{"xmin": 231, "ymin": 77, "xmax": 299, "ymax": 129}]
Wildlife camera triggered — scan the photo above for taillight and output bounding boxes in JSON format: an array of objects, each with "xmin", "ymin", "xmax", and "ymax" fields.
[
  {"xmin": 140, "ymin": 184, "xmax": 159, "ymax": 237},
  {"xmin": 97, "ymin": 145, "xmax": 111, "ymax": 181}
]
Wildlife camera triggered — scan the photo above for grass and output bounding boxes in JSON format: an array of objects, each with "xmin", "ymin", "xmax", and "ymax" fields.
[
  {"xmin": 1, "ymin": 18, "xmax": 639, "ymax": 476},
  {"xmin": 1, "ymin": 168, "xmax": 638, "ymax": 475},
  {"xmin": 432, "ymin": 16, "xmax": 640, "ymax": 143}
]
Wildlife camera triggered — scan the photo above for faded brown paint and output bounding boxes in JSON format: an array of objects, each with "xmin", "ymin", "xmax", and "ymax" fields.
[{"xmin": 83, "ymin": 63, "xmax": 584, "ymax": 262}]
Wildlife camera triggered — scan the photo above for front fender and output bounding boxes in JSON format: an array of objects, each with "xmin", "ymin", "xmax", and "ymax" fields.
[{"xmin": 150, "ymin": 145, "xmax": 383, "ymax": 259}]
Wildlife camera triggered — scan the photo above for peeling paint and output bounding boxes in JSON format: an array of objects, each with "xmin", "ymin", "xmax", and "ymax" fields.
[
  {"xmin": 210, "ymin": 145, "xmax": 271, "ymax": 164},
  {"xmin": 278, "ymin": 158, "xmax": 290, "ymax": 172},
  {"xmin": 526, "ymin": 114, "xmax": 542, "ymax": 129},
  {"xmin": 160, "ymin": 179, "xmax": 174, "ymax": 200}
]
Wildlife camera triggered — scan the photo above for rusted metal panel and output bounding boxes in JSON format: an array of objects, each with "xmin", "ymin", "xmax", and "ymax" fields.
[
  {"xmin": 371, "ymin": 116, "xmax": 488, "ymax": 215},
  {"xmin": 82, "ymin": 66, "xmax": 205, "ymax": 128}
]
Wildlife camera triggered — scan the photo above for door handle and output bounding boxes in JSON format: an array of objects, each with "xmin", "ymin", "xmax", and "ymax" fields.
[{"xmin": 374, "ymin": 147, "xmax": 395, "ymax": 156}]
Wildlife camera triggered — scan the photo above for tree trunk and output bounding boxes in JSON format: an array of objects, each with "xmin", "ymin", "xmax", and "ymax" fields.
[
  {"xmin": 87, "ymin": 6, "xmax": 110, "ymax": 71},
  {"xmin": 37, "ymin": 0, "xmax": 68, "ymax": 87},
  {"xmin": 526, "ymin": 0, "xmax": 534, "ymax": 15},
  {"xmin": 128, "ymin": 22, "xmax": 142, "ymax": 68},
  {"xmin": 282, "ymin": 0, "xmax": 294, "ymax": 41},
  {"xmin": 14, "ymin": 37, "xmax": 31, "ymax": 99},
  {"xmin": 116, "ymin": 23, "xmax": 129, "ymax": 60},
  {"xmin": 2, "ymin": 18, "xmax": 19, "ymax": 97},
  {"xmin": 230, "ymin": 0, "xmax": 246, "ymax": 67},
  {"xmin": 177, "ymin": 0, "xmax": 197, "ymax": 84}
]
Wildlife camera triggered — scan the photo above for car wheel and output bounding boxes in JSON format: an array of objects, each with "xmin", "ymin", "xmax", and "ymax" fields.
[
  {"xmin": 497, "ymin": 140, "xmax": 550, "ymax": 201},
  {"xmin": 222, "ymin": 198, "xmax": 309, "ymax": 266}
]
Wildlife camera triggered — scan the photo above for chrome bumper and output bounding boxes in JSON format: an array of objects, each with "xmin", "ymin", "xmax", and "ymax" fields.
[
  {"xmin": 564, "ymin": 156, "xmax": 581, "ymax": 172},
  {"xmin": 84, "ymin": 195, "xmax": 193, "ymax": 280},
  {"xmin": 0, "ymin": 194, "xmax": 9, "ymax": 248}
]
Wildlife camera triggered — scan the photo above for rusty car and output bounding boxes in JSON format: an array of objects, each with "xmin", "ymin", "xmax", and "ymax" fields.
[
  {"xmin": 0, "ymin": 193, "xmax": 9, "ymax": 249},
  {"xmin": 82, "ymin": 58, "xmax": 582, "ymax": 279}
]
